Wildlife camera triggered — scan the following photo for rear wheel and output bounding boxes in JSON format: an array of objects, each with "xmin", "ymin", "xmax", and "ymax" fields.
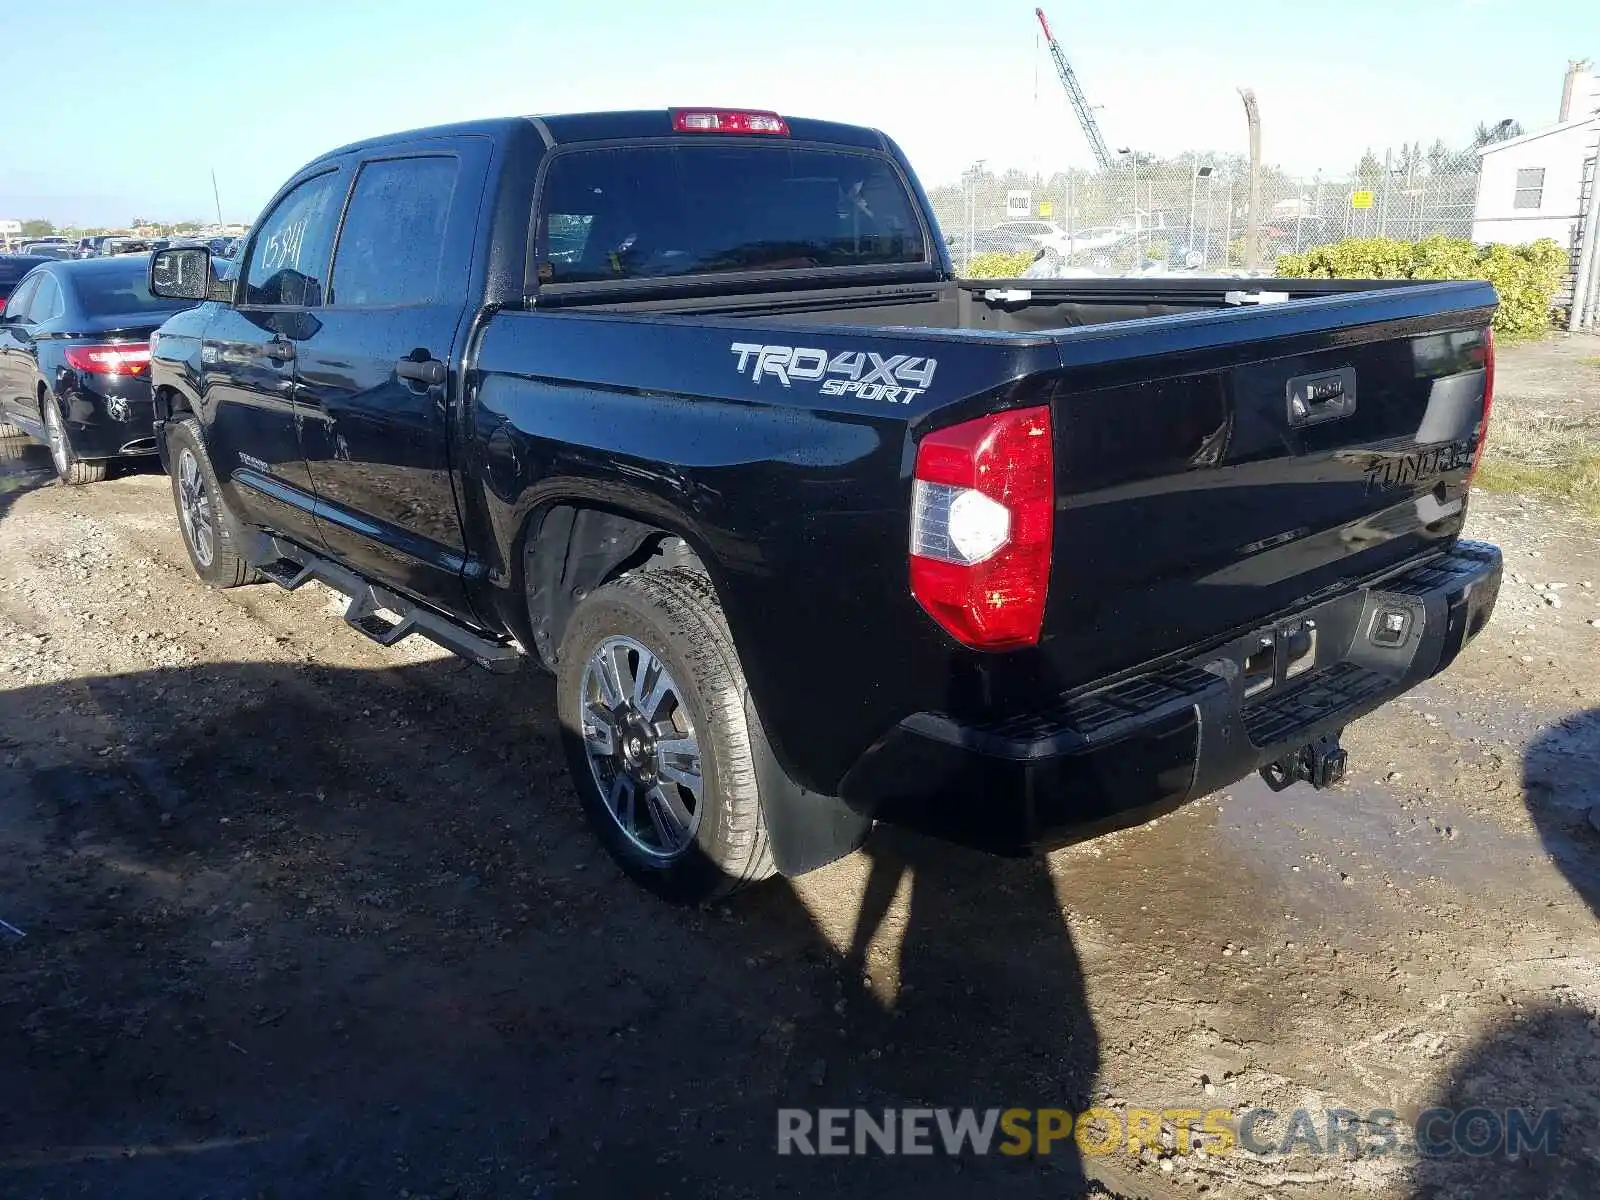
[
  {"xmin": 165, "ymin": 417, "xmax": 253, "ymax": 587},
  {"xmin": 0, "ymin": 422, "xmax": 24, "ymax": 438},
  {"xmin": 41, "ymin": 394, "xmax": 106, "ymax": 486},
  {"xmin": 556, "ymin": 566, "xmax": 774, "ymax": 903}
]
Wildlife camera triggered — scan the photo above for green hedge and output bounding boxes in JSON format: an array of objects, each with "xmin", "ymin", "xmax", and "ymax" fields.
[
  {"xmin": 966, "ymin": 250, "xmax": 1039, "ymax": 278},
  {"xmin": 1276, "ymin": 235, "xmax": 1568, "ymax": 337}
]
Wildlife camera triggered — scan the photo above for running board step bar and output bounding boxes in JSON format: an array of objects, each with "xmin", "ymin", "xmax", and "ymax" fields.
[{"xmin": 257, "ymin": 538, "xmax": 521, "ymax": 674}]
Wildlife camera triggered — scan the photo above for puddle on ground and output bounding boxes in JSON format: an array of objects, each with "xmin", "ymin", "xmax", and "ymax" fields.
[
  {"xmin": 1221, "ymin": 772, "xmax": 1538, "ymax": 898},
  {"xmin": 0, "ymin": 439, "xmax": 55, "ymax": 506},
  {"xmin": 1213, "ymin": 695, "xmax": 1597, "ymax": 921}
]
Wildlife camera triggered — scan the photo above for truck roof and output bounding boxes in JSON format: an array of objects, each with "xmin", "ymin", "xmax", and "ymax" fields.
[{"xmin": 309, "ymin": 110, "xmax": 890, "ymax": 166}]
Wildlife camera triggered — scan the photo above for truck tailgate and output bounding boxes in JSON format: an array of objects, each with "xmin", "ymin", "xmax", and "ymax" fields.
[{"xmin": 1039, "ymin": 281, "xmax": 1497, "ymax": 687}]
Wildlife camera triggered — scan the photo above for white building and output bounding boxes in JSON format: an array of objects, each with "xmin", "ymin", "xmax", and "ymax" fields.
[{"xmin": 1471, "ymin": 60, "xmax": 1599, "ymax": 248}]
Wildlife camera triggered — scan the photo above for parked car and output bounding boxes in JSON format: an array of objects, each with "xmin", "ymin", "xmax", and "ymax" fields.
[
  {"xmin": 1060, "ymin": 225, "xmax": 1130, "ymax": 254},
  {"xmin": 104, "ymin": 237, "xmax": 158, "ymax": 256},
  {"xmin": 974, "ymin": 220, "xmax": 1068, "ymax": 256},
  {"xmin": 75, "ymin": 234, "xmax": 117, "ymax": 258},
  {"xmin": 0, "ymin": 254, "xmax": 51, "ymax": 307},
  {"xmin": 965, "ymin": 230, "xmax": 1027, "ymax": 258},
  {"xmin": 147, "ymin": 108, "xmax": 1502, "ymax": 903},
  {"xmin": 1263, "ymin": 215, "xmax": 1334, "ymax": 250},
  {"xmin": 0, "ymin": 255, "xmax": 196, "ymax": 483},
  {"xmin": 19, "ymin": 243, "xmax": 76, "ymax": 260}
]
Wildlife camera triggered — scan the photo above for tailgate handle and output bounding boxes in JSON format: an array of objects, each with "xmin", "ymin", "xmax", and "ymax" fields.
[{"xmin": 1287, "ymin": 367, "xmax": 1357, "ymax": 427}]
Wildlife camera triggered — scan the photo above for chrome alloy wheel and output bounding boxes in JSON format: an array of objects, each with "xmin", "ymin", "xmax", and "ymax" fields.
[
  {"xmin": 42, "ymin": 398, "xmax": 69, "ymax": 477},
  {"xmin": 176, "ymin": 447, "xmax": 215, "ymax": 567},
  {"xmin": 579, "ymin": 635, "xmax": 703, "ymax": 860}
]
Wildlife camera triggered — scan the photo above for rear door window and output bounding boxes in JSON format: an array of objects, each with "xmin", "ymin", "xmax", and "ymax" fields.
[
  {"xmin": 537, "ymin": 144, "xmax": 927, "ymax": 283},
  {"xmin": 28, "ymin": 275, "xmax": 63, "ymax": 323},
  {"xmin": 3, "ymin": 275, "xmax": 39, "ymax": 320},
  {"xmin": 330, "ymin": 156, "xmax": 459, "ymax": 307}
]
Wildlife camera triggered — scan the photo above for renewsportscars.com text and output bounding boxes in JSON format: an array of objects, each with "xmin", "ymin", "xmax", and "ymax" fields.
[{"xmin": 776, "ymin": 1105, "xmax": 1560, "ymax": 1159}]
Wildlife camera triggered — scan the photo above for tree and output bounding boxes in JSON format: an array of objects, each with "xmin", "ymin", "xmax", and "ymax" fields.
[
  {"xmin": 20, "ymin": 219, "xmax": 55, "ymax": 238},
  {"xmin": 1473, "ymin": 119, "xmax": 1524, "ymax": 147},
  {"xmin": 1427, "ymin": 139, "xmax": 1450, "ymax": 176}
]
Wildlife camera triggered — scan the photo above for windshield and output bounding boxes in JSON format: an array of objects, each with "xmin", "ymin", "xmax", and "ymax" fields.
[
  {"xmin": 75, "ymin": 259, "xmax": 189, "ymax": 317},
  {"xmin": 537, "ymin": 143, "xmax": 928, "ymax": 284}
]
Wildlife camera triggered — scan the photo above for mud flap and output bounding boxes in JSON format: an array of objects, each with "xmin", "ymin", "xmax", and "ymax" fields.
[{"xmin": 743, "ymin": 689, "xmax": 872, "ymax": 876}]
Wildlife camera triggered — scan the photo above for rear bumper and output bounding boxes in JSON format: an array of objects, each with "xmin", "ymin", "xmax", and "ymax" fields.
[
  {"xmin": 58, "ymin": 376, "xmax": 157, "ymax": 460},
  {"xmin": 839, "ymin": 540, "xmax": 1502, "ymax": 855}
]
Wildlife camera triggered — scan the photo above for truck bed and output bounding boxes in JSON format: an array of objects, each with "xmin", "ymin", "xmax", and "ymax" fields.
[
  {"xmin": 533, "ymin": 272, "xmax": 1436, "ymax": 331},
  {"xmin": 470, "ymin": 276, "xmax": 1496, "ymax": 796}
]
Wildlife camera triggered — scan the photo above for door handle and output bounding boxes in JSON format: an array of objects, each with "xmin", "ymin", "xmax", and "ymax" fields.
[
  {"xmin": 395, "ymin": 356, "xmax": 447, "ymax": 386},
  {"xmin": 262, "ymin": 339, "xmax": 295, "ymax": 363}
]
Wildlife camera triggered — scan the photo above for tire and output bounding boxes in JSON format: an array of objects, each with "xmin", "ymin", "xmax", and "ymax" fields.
[
  {"xmin": 165, "ymin": 417, "xmax": 253, "ymax": 588},
  {"xmin": 556, "ymin": 565, "xmax": 775, "ymax": 903},
  {"xmin": 0, "ymin": 422, "xmax": 24, "ymax": 438},
  {"xmin": 40, "ymin": 394, "xmax": 107, "ymax": 485}
]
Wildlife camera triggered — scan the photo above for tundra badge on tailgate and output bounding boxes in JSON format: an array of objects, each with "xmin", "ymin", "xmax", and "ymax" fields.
[{"xmin": 731, "ymin": 342, "xmax": 937, "ymax": 405}]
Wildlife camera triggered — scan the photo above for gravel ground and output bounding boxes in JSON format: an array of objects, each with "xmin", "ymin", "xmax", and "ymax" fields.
[{"xmin": 0, "ymin": 336, "xmax": 1597, "ymax": 1200}]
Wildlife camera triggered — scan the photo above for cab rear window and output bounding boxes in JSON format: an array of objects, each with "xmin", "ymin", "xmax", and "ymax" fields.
[{"xmin": 537, "ymin": 144, "xmax": 927, "ymax": 283}]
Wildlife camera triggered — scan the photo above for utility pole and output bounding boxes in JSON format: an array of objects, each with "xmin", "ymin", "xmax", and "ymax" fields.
[
  {"xmin": 1379, "ymin": 147, "xmax": 1393, "ymax": 238},
  {"xmin": 1239, "ymin": 88, "xmax": 1262, "ymax": 271},
  {"xmin": 211, "ymin": 170, "xmax": 223, "ymax": 226},
  {"xmin": 1188, "ymin": 155, "xmax": 1212, "ymax": 245},
  {"xmin": 1224, "ymin": 179, "xmax": 1235, "ymax": 263}
]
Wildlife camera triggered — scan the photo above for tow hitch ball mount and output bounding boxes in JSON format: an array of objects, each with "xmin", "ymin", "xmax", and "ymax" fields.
[{"xmin": 1259, "ymin": 731, "xmax": 1348, "ymax": 792}]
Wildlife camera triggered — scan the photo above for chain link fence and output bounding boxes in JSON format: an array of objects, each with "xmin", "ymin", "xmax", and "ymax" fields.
[{"xmin": 929, "ymin": 144, "xmax": 1486, "ymax": 278}]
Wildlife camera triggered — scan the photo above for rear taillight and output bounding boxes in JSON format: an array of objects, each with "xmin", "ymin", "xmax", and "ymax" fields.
[
  {"xmin": 909, "ymin": 405, "xmax": 1054, "ymax": 650},
  {"xmin": 64, "ymin": 343, "xmax": 151, "ymax": 376},
  {"xmin": 671, "ymin": 109, "xmax": 789, "ymax": 135},
  {"xmin": 1468, "ymin": 328, "xmax": 1495, "ymax": 483}
]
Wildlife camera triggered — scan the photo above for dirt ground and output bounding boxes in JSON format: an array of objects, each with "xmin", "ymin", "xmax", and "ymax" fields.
[{"xmin": 1, "ymin": 335, "xmax": 1598, "ymax": 1200}]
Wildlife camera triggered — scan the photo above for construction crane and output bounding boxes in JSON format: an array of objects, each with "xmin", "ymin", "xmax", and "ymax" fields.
[{"xmin": 1035, "ymin": 6, "xmax": 1112, "ymax": 171}]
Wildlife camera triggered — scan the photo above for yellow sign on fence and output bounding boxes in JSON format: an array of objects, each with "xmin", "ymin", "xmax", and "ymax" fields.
[
  {"xmin": 1350, "ymin": 190, "xmax": 1375, "ymax": 210},
  {"xmin": 1038, "ymin": 201, "xmax": 1053, "ymax": 218}
]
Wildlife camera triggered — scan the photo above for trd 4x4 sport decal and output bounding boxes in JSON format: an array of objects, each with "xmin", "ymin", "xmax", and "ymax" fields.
[{"xmin": 731, "ymin": 343, "xmax": 937, "ymax": 405}]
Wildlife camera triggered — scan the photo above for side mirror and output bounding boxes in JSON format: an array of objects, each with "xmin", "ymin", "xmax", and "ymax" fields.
[{"xmin": 149, "ymin": 246, "xmax": 213, "ymax": 302}]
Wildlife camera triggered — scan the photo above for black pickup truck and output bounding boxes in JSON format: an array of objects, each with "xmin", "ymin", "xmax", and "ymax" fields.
[{"xmin": 146, "ymin": 108, "xmax": 1502, "ymax": 901}]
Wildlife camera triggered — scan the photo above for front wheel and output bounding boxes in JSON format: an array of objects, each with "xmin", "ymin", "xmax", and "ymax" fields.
[
  {"xmin": 41, "ymin": 394, "xmax": 106, "ymax": 485},
  {"xmin": 556, "ymin": 567, "xmax": 774, "ymax": 903},
  {"xmin": 165, "ymin": 417, "xmax": 253, "ymax": 587}
]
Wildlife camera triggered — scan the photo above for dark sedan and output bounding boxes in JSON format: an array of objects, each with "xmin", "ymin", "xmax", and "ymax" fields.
[
  {"xmin": 0, "ymin": 256, "xmax": 196, "ymax": 484},
  {"xmin": 0, "ymin": 255, "xmax": 51, "ymax": 306}
]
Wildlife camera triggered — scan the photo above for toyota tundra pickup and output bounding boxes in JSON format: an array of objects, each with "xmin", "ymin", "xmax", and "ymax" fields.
[{"xmin": 145, "ymin": 108, "xmax": 1502, "ymax": 902}]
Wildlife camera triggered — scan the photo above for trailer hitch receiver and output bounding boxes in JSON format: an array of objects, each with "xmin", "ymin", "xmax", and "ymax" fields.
[{"xmin": 1259, "ymin": 731, "xmax": 1348, "ymax": 793}]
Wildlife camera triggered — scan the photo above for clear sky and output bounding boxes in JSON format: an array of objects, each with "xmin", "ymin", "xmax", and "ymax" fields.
[{"xmin": 1, "ymin": 0, "xmax": 1588, "ymax": 227}]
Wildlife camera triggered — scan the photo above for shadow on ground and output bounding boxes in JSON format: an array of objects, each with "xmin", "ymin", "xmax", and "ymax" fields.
[
  {"xmin": 1408, "ymin": 708, "xmax": 1600, "ymax": 1199},
  {"xmin": 0, "ymin": 651, "xmax": 1106, "ymax": 1197}
]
